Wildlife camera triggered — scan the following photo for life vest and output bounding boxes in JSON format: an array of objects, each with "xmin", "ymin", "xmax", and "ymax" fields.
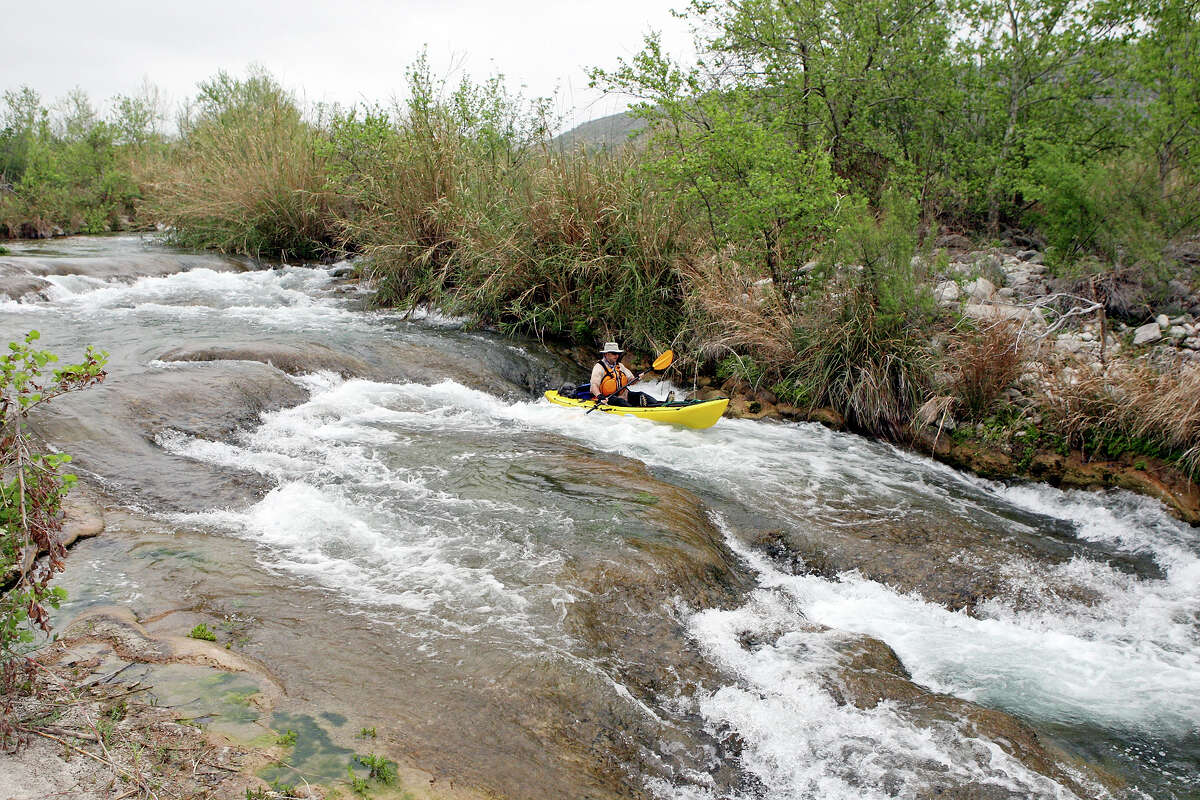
[{"xmin": 597, "ymin": 360, "xmax": 628, "ymax": 396}]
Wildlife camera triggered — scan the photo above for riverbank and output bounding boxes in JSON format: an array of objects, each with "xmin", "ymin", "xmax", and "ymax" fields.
[{"xmin": 710, "ymin": 384, "xmax": 1200, "ymax": 526}]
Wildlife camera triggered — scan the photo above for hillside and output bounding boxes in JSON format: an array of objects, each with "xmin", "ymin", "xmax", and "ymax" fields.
[{"xmin": 553, "ymin": 110, "xmax": 646, "ymax": 150}]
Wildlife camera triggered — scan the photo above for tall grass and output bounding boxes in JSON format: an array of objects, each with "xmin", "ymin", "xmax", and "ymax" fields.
[
  {"xmin": 330, "ymin": 64, "xmax": 699, "ymax": 350},
  {"xmin": 780, "ymin": 194, "xmax": 940, "ymax": 438},
  {"xmin": 1039, "ymin": 357, "xmax": 1200, "ymax": 476},
  {"xmin": 145, "ymin": 70, "xmax": 338, "ymax": 260},
  {"xmin": 947, "ymin": 321, "xmax": 1024, "ymax": 420}
]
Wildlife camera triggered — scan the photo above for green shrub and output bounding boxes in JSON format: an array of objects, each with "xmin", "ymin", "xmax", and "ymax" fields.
[
  {"xmin": 781, "ymin": 192, "xmax": 939, "ymax": 437},
  {"xmin": 187, "ymin": 623, "xmax": 217, "ymax": 641},
  {"xmin": 1, "ymin": 332, "xmax": 107, "ymax": 740},
  {"xmin": 148, "ymin": 69, "xmax": 338, "ymax": 260},
  {"xmin": 338, "ymin": 59, "xmax": 695, "ymax": 351}
]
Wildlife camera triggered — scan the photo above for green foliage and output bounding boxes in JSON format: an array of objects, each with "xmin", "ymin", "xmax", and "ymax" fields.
[
  {"xmin": 276, "ymin": 728, "xmax": 297, "ymax": 745},
  {"xmin": 357, "ymin": 726, "xmax": 376, "ymax": 739},
  {"xmin": 780, "ymin": 193, "xmax": 938, "ymax": 437},
  {"xmin": 151, "ymin": 68, "xmax": 338, "ymax": 261},
  {"xmin": 0, "ymin": 86, "xmax": 149, "ymax": 237},
  {"xmin": 353, "ymin": 752, "xmax": 398, "ymax": 784},
  {"xmin": 187, "ymin": 623, "xmax": 217, "ymax": 642},
  {"xmin": 332, "ymin": 58, "xmax": 694, "ymax": 351},
  {"xmin": 347, "ymin": 764, "xmax": 371, "ymax": 796},
  {"xmin": 2, "ymin": 332, "xmax": 107, "ymax": 736}
]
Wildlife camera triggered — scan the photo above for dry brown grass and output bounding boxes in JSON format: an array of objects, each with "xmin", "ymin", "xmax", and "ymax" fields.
[
  {"xmin": 946, "ymin": 321, "xmax": 1025, "ymax": 420},
  {"xmin": 146, "ymin": 99, "xmax": 339, "ymax": 260},
  {"xmin": 681, "ymin": 250, "xmax": 797, "ymax": 372},
  {"xmin": 1040, "ymin": 355, "xmax": 1200, "ymax": 474}
]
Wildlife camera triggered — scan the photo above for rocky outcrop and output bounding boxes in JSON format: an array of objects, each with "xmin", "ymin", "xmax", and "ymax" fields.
[
  {"xmin": 823, "ymin": 634, "xmax": 1123, "ymax": 799},
  {"xmin": 919, "ymin": 432, "xmax": 1200, "ymax": 524},
  {"xmin": 159, "ymin": 343, "xmax": 372, "ymax": 379}
]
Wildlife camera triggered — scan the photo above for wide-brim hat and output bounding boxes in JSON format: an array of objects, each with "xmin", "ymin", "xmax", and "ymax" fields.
[{"xmin": 599, "ymin": 341, "xmax": 624, "ymax": 354}]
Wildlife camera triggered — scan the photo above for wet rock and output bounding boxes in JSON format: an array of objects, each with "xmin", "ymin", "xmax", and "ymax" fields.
[
  {"xmin": 61, "ymin": 488, "xmax": 105, "ymax": 548},
  {"xmin": 808, "ymin": 406, "xmax": 846, "ymax": 430},
  {"xmin": 31, "ymin": 360, "xmax": 308, "ymax": 511},
  {"xmin": 0, "ymin": 272, "xmax": 52, "ymax": 300},
  {"xmin": 728, "ymin": 395, "xmax": 780, "ymax": 420},
  {"xmin": 159, "ymin": 342, "xmax": 371, "ymax": 379},
  {"xmin": 749, "ymin": 508, "xmax": 1106, "ymax": 614},
  {"xmin": 940, "ymin": 440, "xmax": 1014, "ymax": 479},
  {"xmin": 554, "ymin": 453, "xmax": 755, "ymax": 797},
  {"xmin": 753, "ymin": 631, "xmax": 1121, "ymax": 799}
]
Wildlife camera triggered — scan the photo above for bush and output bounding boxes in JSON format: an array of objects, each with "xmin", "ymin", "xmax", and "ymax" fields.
[
  {"xmin": 337, "ymin": 60, "xmax": 697, "ymax": 350},
  {"xmin": 947, "ymin": 321, "xmax": 1024, "ymax": 420},
  {"xmin": 1022, "ymin": 147, "xmax": 1200, "ymax": 310},
  {"xmin": 147, "ymin": 69, "xmax": 339, "ymax": 260},
  {"xmin": 0, "ymin": 87, "xmax": 143, "ymax": 236},
  {"xmin": 781, "ymin": 192, "xmax": 940, "ymax": 437},
  {"xmin": 1, "ymin": 331, "xmax": 107, "ymax": 741}
]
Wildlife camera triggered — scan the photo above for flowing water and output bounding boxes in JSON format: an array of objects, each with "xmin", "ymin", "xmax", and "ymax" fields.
[{"xmin": 2, "ymin": 235, "xmax": 1197, "ymax": 799}]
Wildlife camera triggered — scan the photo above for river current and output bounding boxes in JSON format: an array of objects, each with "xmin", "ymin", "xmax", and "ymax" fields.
[{"xmin": 1, "ymin": 236, "xmax": 1196, "ymax": 799}]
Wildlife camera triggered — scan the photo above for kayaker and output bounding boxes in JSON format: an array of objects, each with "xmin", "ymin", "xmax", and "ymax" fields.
[{"xmin": 590, "ymin": 341, "xmax": 657, "ymax": 407}]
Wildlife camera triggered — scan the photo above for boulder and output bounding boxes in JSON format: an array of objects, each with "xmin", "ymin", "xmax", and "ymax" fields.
[
  {"xmin": 1156, "ymin": 313, "xmax": 1170, "ymax": 329},
  {"xmin": 935, "ymin": 234, "xmax": 972, "ymax": 250},
  {"xmin": 1168, "ymin": 325, "xmax": 1188, "ymax": 340},
  {"xmin": 1054, "ymin": 335, "xmax": 1083, "ymax": 354},
  {"xmin": 934, "ymin": 280, "xmax": 960, "ymax": 303},
  {"xmin": 965, "ymin": 277, "xmax": 996, "ymax": 302},
  {"xmin": 963, "ymin": 302, "xmax": 1035, "ymax": 324},
  {"xmin": 1132, "ymin": 323, "xmax": 1163, "ymax": 346}
]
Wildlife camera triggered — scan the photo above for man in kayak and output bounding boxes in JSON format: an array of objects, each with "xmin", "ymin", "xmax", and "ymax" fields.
[{"xmin": 591, "ymin": 341, "xmax": 664, "ymax": 406}]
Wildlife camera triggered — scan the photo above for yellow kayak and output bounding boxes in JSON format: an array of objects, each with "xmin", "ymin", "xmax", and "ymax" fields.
[{"xmin": 544, "ymin": 390, "xmax": 729, "ymax": 430}]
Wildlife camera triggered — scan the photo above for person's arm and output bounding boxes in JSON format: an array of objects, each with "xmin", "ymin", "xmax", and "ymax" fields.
[{"xmin": 590, "ymin": 363, "xmax": 604, "ymax": 397}]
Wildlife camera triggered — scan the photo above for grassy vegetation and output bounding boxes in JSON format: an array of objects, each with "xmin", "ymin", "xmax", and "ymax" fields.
[
  {"xmin": 2, "ymin": 0, "xmax": 1198, "ymax": 477},
  {"xmin": 145, "ymin": 69, "xmax": 340, "ymax": 261}
]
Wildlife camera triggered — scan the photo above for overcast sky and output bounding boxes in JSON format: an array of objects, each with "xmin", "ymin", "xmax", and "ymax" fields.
[{"xmin": 2, "ymin": 0, "xmax": 695, "ymax": 131}]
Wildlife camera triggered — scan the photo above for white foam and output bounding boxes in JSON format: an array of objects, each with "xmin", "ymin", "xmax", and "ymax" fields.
[
  {"xmin": 150, "ymin": 370, "xmax": 1194, "ymax": 796},
  {"xmin": 160, "ymin": 376, "xmax": 573, "ymax": 643},
  {"xmin": 671, "ymin": 586, "xmax": 1110, "ymax": 800},
  {"xmin": 27, "ymin": 266, "xmax": 373, "ymax": 332}
]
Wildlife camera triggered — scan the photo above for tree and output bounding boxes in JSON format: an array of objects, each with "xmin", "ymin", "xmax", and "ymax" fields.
[
  {"xmin": 954, "ymin": 0, "xmax": 1138, "ymax": 232},
  {"xmin": 591, "ymin": 0, "xmax": 961, "ymax": 289}
]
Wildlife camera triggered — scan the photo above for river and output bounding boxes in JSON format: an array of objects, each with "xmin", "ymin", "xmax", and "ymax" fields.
[{"xmin": 1, "ymin": 235, "xmax": 1196, "ymax": 799}]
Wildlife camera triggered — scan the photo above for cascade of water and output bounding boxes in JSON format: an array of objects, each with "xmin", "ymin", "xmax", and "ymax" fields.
[{"xmin": 2, "ymin": 237, "xmax": 1195, "ymax": 799}]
